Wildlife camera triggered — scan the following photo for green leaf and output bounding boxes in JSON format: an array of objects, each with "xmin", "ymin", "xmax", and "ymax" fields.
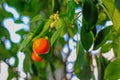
[
  {"xmin": 96, "ymin": 56, "xmax": 109, "ymax": 80},
  {"xmin": 19, "ymin": 33, "xmax": 33, "ymax": 51},
  {"xmin": 112, "ymin": 9, "xmax": 120, "ymax": 31},
  {"xmin": 67, "ymin": 0, "xmax": 75, "ymax": 21},
  {"xmin": 52, "ymin": 0, "xmax": 55, "ymax": 13},
  {"xmin": 23, "ymin": 52, "xmax": 33, "ymax": 73},
  {"xmin": 33, "ymin": 61, "xmax": 47, "ymax": 79},
  {"xmin": 54, "ymin": 18, "xmax": 66, "ymax": 37},
  {"xmin": 19, "ymin": 20, "xmax": 45, "ymax": 51},
  {"xmin": 101, "ymin": 42, "xmax": 112, "ymax": 53},
  {"xmin": 102, "ymin": 0, "xmax": 120, "ymax": 31},
  {"xmin": 97, "ymin": 12, "xmax": 107, "ymax": 24},
  {"xmin": 31, "ymin": 20, "xmax": 46, "ymax": 37},
  {"xmin": 82, "ymin": 0, "xmax": 98, "ymax": 31},
  {"xmin": 50, "ymin": 26, "xmax": 65, "ymax": 46},
  {"xmin": 104, "ymin": 58, "xmax": 120, "ymax": 80},
  {"xmin": 80, "ymin": 26, "xmax": 94, "ymax": 51},
  {"xmin": 75, "ymin": 53, "xmax": 92, "ymax": 80},
  {"xmin": 94, "ymin": 26, "xmax": 112, "ymax": 50},
  {"xmin": 68, "ymin": 27, "xmax": 78, "ymax": 38},
  {"xmin": 112, "ymin": 29, "xmax": 120, "ymax": 57},
  {"xmin": 102, "ymin": 0, "xmax": 115, "ymax": 20},
  {"xmin": 33, "ymin": 19, "xmax": 53, "ymax": 40},
  {"xmin": 54, "ymin": 18, "xmax": 65, "ymax": 30},
  {"xmin": 75, "ymin": 42, "xmax": 84, "ymax": 70},
  {"xmin": 30, "ymin": 14, "xmax": 43, "ymax": 23}
]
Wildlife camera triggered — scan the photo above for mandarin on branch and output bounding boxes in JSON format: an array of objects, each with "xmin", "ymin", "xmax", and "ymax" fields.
[
  {"xmin": 33, "ymin": 38, "xmax": 50, "ymax": 54},
  {"xmin": 31, "ymin": 52, "xmax": 43, "ymax": 62}
]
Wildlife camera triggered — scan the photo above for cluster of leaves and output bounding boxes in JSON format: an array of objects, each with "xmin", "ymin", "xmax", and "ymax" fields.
[
  {"xmin": 0, "ymin": 0, "xmax": 120, "ymax": 80},
  {"xmin": 75, "ymin": 0, "xmax": 120, "ymax": 80}
]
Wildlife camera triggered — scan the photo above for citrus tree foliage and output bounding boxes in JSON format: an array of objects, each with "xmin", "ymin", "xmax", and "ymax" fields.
[{"xmin": 0, "ymin": 0, "xmax": 120, "ymax": 80}]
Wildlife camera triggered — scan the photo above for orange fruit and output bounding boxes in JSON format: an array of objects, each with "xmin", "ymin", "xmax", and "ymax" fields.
[
  {"xmin": 33, "ymin": 38, "xmax": 50, "ymax": 54},
  {"xmin": 31, "ymin": 52, "xmax": 43, "ymax": 62}
]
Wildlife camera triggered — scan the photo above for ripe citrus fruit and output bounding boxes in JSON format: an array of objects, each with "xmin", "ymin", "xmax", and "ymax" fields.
[
  {"xmin": 33, "ymin": 38, "xmax": 50, "ymax": 54},
  {"xmin": 31, "ymin": 52, "xmax": 43, "ymax": 62}
]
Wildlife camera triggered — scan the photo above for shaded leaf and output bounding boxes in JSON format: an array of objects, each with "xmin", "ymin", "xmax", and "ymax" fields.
[
  {"xmin": 80, "ymin": 26, "xmax": 94, "ymax": 51},
  {"xmin": 53, "ymin": 0, "xmax": 60, "ymax": 13},
  {"xmin": 32, "ymin": 63, "xmax": 38, "ymax": 76},
  {"xmin": 94, "ymin": 26, "xmax": 112, "ymax": 50},
  {"xmin": 92, "ymin": 26, "xmax": 97, "ymax": 37},
  {"xmin": 104, "ymin": 58, "xmax": 120, "ymax": 80},
  {"xmin": 115, "ymin": 0, "xmax": 120, "ymax": 12},
  {"xmin": 82, "ymin": 0, "xmax": 98, "ymax": 31},
  {"xmin": 40, "ymin": 49, "xmax": 53, "ymax": 61},
  {"xmin": 33, "ymin": 61, "xmax": 47, "ymax": 79},
  {"xmin": 75, "ymin": 53, "xmax": 92, "ymax": 80},
  {"xmin": 96, "ymin": 56, "xmax": 109, "ymax": 80}
]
